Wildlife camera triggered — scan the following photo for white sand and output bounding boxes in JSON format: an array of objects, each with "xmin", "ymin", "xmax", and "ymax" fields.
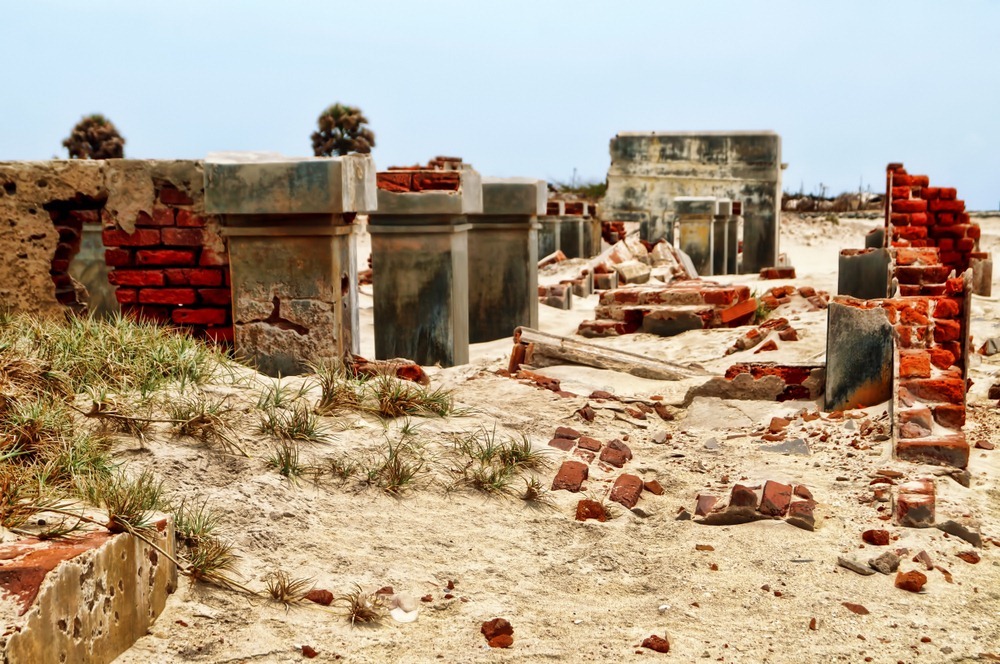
[{"xmin": 114, "ymin": 214, "xmax": 1000, "ymax": 663}]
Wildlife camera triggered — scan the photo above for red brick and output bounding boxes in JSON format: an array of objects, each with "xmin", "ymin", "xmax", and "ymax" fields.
[
  {"xmin": 957, "ymin": 237, "xmax": 976, "ymax": 252},
  {"xmin": 729, "ymin": 484, "xmax": 757, "ymax": 508},
  {"xmin": 548, "ymin": 437, "xmax": 575, "ymax": 451},
  {"xmin": 928, "ymin": 347, "xmax": 956, "ymax": 370},
  {"xmin": 162, "ymin": 228, "xmax": 206, "ymax": 246},
  {"xmin": 936, "ymin": 213, "xmax": 956, "ymax": 226},
  {"xmin": 609, "ymin": 473, "xmax": 643, "ymax": 509},
  {"xmin": 967, "ymin": 225, "xmax": 981, "ymax": 240},
  {"xmin": 893, "ymin": 199, "xmax": 927, "ymax": 213},
  {"xmin": 758, "ymin": 480, "xmax": 792, "ymax": 517},
  {"xmin": 895, "ymin": 226, "xmax": 928, "ymax": 240},
  {"xmin": 158, "ymin": 186, "xmax": 194, "ymax": 206},
  {"xmin": 695, "ymin": 494, "xmax": 718, "ymax": 516},
  {"xmin": 895, "ymin": 570, "xmax": 927, "ymax": 592},
  {"xmin": 101, "ymin": 228, "xmax": 160, "ymax": 247},
  {"xmin": 933, "ymin": 319, "xmax": 961, "ymax": 343},
  {"xmin": 577, "ymin": 436, "xmax": 602, "ymax": 452},
  {"xmin": 164, "ymin": 268, "xmax": 223, "ymax": 287},
  {"xmin": 921, "ymin": 187, "xmax": 940, "ymax": 200},
  {"xmin": 175, "ymin": 209, "xmax": 207, "ymax": 227},
  {"xmin": 172, "ymin": 308, "xmax": 227, "ymax": 326},
  {"xmin": 892, "ymin": 186, "xmax": 914, "ymax": 199},
  {"xmin": 376, "ymin": 171, "xmax": 413, "ymax": 192},
  {"xmin": 551, "ymin": 461, "xmax": 588, "ymax": 492},
  {"xmin": 199, "ymin": 248, "xmax": 229, "ymax": 266},
  {"xmin": 599, "ymin": 439, "xmax": 632, "ymax": 468},
  {"xmin": 198, "ymin": 288, "xmax": 232, "ymax": 305},
  {"xmin": 933, "ymin": 404, "xmax": 965, "ymax": 428},
  {"xmin": 896, "ymin": 434, "xmax": 969, "ymax": 468},
  {"xmin": 199, "ymin": 325, "xmax": 235, "ymax": 345},
  {"xmin": 899, "ymin": 350, "xmax": 931, "ymax": 378},
  {"xmin": 720, "ymin": 298, "xmax": 758, "ymax": 325},
  {"xmin": 644, "ymin": 480, "xmax": 664, "ymax": 495},
  {"xmin": 114, "ymin": 288, "xmax": 138, "ymax": 304},
  {"xmin": 554, "ymin": 426, "xmax": 581, "ymax": 440},
  {"xmin": 929, "ymin": 199, "xmax": 965, "ymax": 213},
  {"xmin": 138, "ymin": 288, "xmax": 196, "ymax": 305},
  {"xmin": 933, "ymin": 298, "xmax": 960, "ymax": 319},
  {"xmin": 701, "ymin": 288, "xmax": 740, "ymax": 306},
  {"xmin": 890, "ymin": 213, "xmax": 911, "ymax": 226},
  {"xmin": 412, "ymin": 171, "xmax": 461, "ymax": 192},
  {"xmin": 108, "ymin": 269, "xmax": 165, "ymax": 287},
  {"xmin": 136, "ymin": 249, "xmax": 196, "ymax": 266},
  {"xmin": 786, "ymin": 500, "xmax": 816, "ymax": 531},
  {"xmin": 938, "ymin": 187, "xmax": 956, "ymax": 200},
  {"xmin": 900, "ymin": 377, "xmax": 965, "ymax": 404},
  {"xmin": 862, "ymin": 529, "xmax": 890, "ymax": 545},
  {"xmin": 575, "ymin": 499, "xmax": 607, "ymax": 522},
  {"xmin": 135, "ymin": 208, "xmax": 175, "ymax": 227},
  {"xmin": 909, "ymin": 213, "xmax": 931, "ymax": 226},
  {"xmin": 945, "ymin": 277, "xmax": 964, "ymax": 294},
  {"xmin": 895, "ymin": 491, "xmax": 935, "ymax": 528},
  {"xmin": 104, "ymin": 248, "xmax": 132, "ymax": 267}
]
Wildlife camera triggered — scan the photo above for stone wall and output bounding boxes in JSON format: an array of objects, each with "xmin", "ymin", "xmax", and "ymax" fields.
[
  {"xmin": 601, "ymin": 131, "xmax": 782, "ymax": 273},
  {"xmin": 0, "ymin": 160, "xmax": 233, "ymax": 343}
]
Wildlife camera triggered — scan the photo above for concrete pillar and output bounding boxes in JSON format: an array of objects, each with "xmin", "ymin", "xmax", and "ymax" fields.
[
  {"xmin": 825, "ymin": 300, "xmax": 894, "ymax": 412},
  {"xmin": 838, "ymin": 249, "xmax": 891, "ymax": 300},
  {"xmin": 204, "ymin": 152, "xmax": 376, "ymax": 376},
  {"xmin": 368, "ymin": 169, "xmax": 482, "ymax": 367},
  {"xmin": 674, "ymin": 197, "xmax": 717, "ymax": 276},
  {"xmin": 468, "ymin": 178, "xmax": 545, "ymax": 343}
]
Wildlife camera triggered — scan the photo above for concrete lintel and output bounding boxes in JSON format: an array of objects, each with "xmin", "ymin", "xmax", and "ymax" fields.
[
  {"xmin": 479, "ymin": 177, "xmax": 546, "ymax": 216},
  {"xmin": 203, "ymin": 152, "xmax": 377, "ymax": 215}
]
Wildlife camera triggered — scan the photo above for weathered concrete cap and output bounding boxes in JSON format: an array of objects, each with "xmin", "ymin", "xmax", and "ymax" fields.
[
  {"xmin": 203, "ymin": 151, "xmax": 377, "ymax": 215},
  {"xmin": 375, "ymin": 169, "xmax": 482, "ymax": 216},
  {"xmin": 479, "ymin": 177, "xmax": 546, "ymax": 216},
  {"xmin": 674, "ymin": 197, "xmax": 719, "ymax": 216}
]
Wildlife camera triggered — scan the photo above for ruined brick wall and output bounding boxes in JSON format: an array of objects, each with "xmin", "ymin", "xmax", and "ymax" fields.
[
  {"xmin": 0, "ymin": 160, "xmax": 233, "ymax": 343},
  {"xmin": 102, "ymin": 173, "xmax": 232, "ymax": 344},
  {"xmin": 887, "ymin": 163, "xmax": 983, "ymax": 280}
]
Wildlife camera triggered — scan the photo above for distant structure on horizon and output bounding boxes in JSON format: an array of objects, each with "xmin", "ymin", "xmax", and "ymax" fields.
[{"xmin": 601, "ymin": 131, "xmax": 784, "ymax": 274}]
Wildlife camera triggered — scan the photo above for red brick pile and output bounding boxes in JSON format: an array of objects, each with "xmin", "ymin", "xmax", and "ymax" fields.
[
  {"xmin": 694, "ymin": 480, "xmax": 816, "ymax": 531},
  {"xmin": 544, "ymin": 426, "xmax": 662, "ymax": 515},
  {"xmin": 578, "ymin": 281, "xmax": 757, "ymax": 338},
  {"xmin": 102, "ymin": 185, "xmax": 232, "ymax": 343}
]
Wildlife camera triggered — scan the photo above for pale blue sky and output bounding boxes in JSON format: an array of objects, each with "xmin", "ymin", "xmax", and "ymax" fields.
[{"xmin": 2, "ymin": 1, "xmax": 998, "ymax": 208}]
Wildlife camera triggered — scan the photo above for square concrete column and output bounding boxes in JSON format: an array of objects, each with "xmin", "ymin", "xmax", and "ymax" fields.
[
  {"xmin": 204, "ymin": 152, "xmax": 376, "ymax": 376},
  {"xmin": 674, "ymin": 197, "xmax": 717, "ymax": 276},
  {"xmin": 468, "ymin": 178, "xmax": 545, "ymax": 343},
  {"xmin": 369, "ymin": 169, "xmax": 482, "ymax": 367}
]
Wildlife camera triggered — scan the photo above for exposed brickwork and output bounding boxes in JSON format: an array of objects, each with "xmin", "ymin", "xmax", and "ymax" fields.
[
  {"xmin": 101, "ymin": 184, "xmax": 232, "ymax": 344},
  {"xmin": 47, "ymin": 203, "xmax": 102, "ymax": 312}
]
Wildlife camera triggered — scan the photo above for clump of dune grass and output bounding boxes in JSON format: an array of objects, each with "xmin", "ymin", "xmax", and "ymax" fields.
[
  {"xmin": 450, "ymin": 425, "xmax": 550, "ymax": 497},
  {"xmin": 336, "ymin": 584, "xmax": 386, "ymax": 626}
]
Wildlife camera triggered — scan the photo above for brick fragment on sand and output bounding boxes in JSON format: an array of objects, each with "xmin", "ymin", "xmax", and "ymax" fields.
[
  {"xmin": 305, "ymin": 589, "xmax": 333, "ymax": 606},
  {"xmin": 793, "ymin": 484, "xmax": 813, "ymax": 500},
  {"xmin": 786, "ymin": 500, "xmax": 816, "ymax": 531},
  {"xmin": 644, "ymin": 480, "xmax": 664, "ymax": 495},
  {"xmin": 610, "ymin": 474, "xmax": 643, "ymax": 508},
  {"xmin": 894, "ymin": 570, "xmax": 927, "ymax": 592},
  {"xmin": 575, "ymin": 499, "xmax": 607, "ymax": 522},
  {"xmin": 695, "ymin": 494, "xmax": 718, "ymax": 516},
  {"xmin": 759, "ymin": 480, "xmax": 792, "ymax": 517},
  {"xmin": 481, "ymin": 618, "xmax": 514, "ymax": 648},
  {"xmin": 862, "ymin": 529, "xmax": 890, "ymax": 546},
  {"xmin": 577, "ymin": 436, "xmax": 602, "ymax": 452},
  {"xmin": 554, "ymin": 426, "xmax": 581, "ymax": 440},
  {"xmin": 599, "ymin": 439, "xmax": 632, "ymax": 468},
  {"xmin": 729, "ymin": 484, "xmax": 757, "ymax": 508},
  {"xmin": 548, "ymin": 437, "xmax": 575, "ymax": 451},
  {"xmin": 641, "ymin": 635, "xmax": 670, "ymax": 653},
  {"xmin": 842, "ymin": 602, "xmax": 869, "ymax": 615},
  {"xmin": 551, "ymin": 461, "xmax": 588, "ymax": 492}
]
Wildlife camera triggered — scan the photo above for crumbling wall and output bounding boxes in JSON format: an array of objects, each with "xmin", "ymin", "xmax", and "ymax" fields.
[
  {"xmin": 602, "ymin": 131, "xmax": 782, "ymax": 272},
  {"xmin": 0, "ymin": 160, "xmax": 233, "ymax": 343}
]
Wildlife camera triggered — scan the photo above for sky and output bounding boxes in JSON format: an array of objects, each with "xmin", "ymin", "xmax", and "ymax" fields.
[{"xmin": 2, "ymin": 1, "xmax": 998, "ymax": 208}]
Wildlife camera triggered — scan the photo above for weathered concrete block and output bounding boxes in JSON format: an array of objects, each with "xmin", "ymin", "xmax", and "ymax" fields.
[
  {"xmin": 838, "ymin": 249, "xmax": 890, "ymax": 300},
  {"xmin": 204, "ymin": 152, "xmax": 376, "ymax": 215},
  {"xmin": 207, "ymin": 153, "xmax": 377, "ymax": 375},
  {"xmin": 614, "ymin": 259, "xmax": 651, "ymax": 285},
  {"xmin": 467, "ymin": 178, "xmax": 544, "ymax": 343},
  {"xmin": 970, "ymin": 254, "xmax": 992, "ymax": 297},
  {"xmin": 0, "ymin": 521, "xmax": 176, "ymax": 664},
  {"xmin": 825, "ymin": 301, "xmax": 894, "ymax": 411}
]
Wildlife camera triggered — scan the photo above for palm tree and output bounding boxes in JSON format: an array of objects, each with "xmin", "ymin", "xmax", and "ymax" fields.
[
  {"xmin": 62, "ymin": 114, "xmax": 125, "ymax": 159},
  {"xmin": 311, "ymin": 104, "xmax": 375, "ymax": 157}
]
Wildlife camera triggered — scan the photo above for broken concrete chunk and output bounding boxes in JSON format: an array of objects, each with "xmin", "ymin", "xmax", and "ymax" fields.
[{"xmin": 838, "ymin": 556, "xmax": 876, "ymax": 576}]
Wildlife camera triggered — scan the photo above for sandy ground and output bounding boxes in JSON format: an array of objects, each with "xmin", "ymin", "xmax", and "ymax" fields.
[{"xmin": 113, "ymin": 214, "xmax": 1000, "ymax": 663}]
